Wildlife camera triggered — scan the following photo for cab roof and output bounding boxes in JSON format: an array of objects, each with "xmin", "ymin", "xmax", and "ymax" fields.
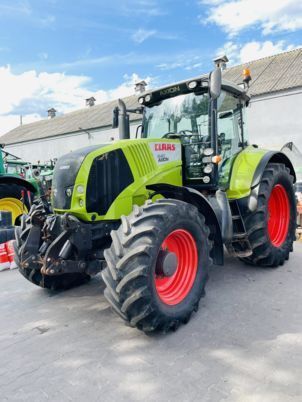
[{"xmin": 142, "ymin": 73, "xmax": 249, "ymax": 101}]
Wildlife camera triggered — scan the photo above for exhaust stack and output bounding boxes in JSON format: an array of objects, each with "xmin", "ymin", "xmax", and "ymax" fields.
[{"xmin": 117, "ymin": 99, "xmax": 130, "ymax": 140}]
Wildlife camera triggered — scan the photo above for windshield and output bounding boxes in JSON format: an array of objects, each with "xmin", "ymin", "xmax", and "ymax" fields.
[{"xmin": 142, "ymin": 92, "xmax": 210, "ymax": 139}]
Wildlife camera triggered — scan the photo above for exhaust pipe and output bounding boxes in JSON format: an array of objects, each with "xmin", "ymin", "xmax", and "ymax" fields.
[{"xmin": 118, "ymin": 99, "xmax": 130, "ymax": 140}]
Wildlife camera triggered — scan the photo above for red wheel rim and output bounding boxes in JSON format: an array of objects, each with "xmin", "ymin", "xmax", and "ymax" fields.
[
  {"xmin": 155, "ymin": 229, "xmax": 198, "ymax": 305},
  {"xmin": 268, "ymin": 184, "xmax": 290, "ymax": 247}
]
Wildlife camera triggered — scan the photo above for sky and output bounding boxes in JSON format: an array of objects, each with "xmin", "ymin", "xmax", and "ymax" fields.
[{"xmin": 0, "ymin": 0, "xmax": 301, "ymax": 135}]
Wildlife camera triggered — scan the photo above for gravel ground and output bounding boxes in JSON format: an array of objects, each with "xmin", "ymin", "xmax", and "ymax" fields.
[{"xmin": 0, "ymin": 244, "xmax": 301, "ymax": 402}]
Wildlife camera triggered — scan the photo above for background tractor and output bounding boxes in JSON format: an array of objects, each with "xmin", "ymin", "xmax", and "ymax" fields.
[
  {"xmin": 0, "ymin": 145, "xmax": 37, "ymax": 225},
  {"xmin": 14, "ymin": 57, "xmax": 296, "ymax": 333},
  {"xmin": 0, "ymin": 146, "xmax": 55, "ymax": 226}
]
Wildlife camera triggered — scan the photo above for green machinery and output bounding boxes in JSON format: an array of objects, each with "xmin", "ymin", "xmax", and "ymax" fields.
[
  {"xmin": 15, "ymin": 58, "xmax": 296, "ymax": 332},
  {"xmin": 0, "ymin": 146, "xmax": 54, "ymax": 224}
]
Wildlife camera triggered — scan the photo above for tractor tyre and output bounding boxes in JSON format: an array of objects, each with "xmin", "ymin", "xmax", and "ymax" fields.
[
  {"xmin": 241, "ymin": 163, "xmax": 296, "ymax": 267},
  {"xmin": 102, "ymin": 199, "xmax": 212, "ymax": 333},
  {"xmin": 0, "ymin": 183, "xmax": 32, "ymax": 225},
  {"xmin": 0, "ymin": 227, "xmax": 15, "ymax": 244}
]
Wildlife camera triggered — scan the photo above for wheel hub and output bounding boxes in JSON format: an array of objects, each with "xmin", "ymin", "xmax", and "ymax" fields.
[{"xmin": 155, "ymin": 250, "xmax": 178, "ymax": 277}]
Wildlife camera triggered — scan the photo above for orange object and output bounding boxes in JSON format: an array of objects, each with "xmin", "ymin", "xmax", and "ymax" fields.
[
  {"xmin": 243, "ymin": 67, "xmax": 252, "ymax": 85},
  {"xmin": 243, "ymin": 68, "xmax": 251, "ymax": 78},
  {"xmin": 212, "ymin": 155, "xmax": 222, "ymax": 164},
  {"xmin": 6, "ymin": 240, "xmax": 17, "ymax": 269},
  {"xmin": 0, "ymin": 243, "xmax": 10, "ymax": 271}
]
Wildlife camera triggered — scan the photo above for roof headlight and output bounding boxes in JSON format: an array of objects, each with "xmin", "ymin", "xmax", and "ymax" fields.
[
  {"xmin": 188, "ymin": 81, "xmax": 197, "ymax": 90},
  {"xmin": 138, "ymin": 97, "xmax": 144, "ymax": 104}
]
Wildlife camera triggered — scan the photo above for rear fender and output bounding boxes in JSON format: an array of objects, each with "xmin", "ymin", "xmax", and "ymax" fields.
[
  {"xmin": 236, "ymin": 151, "xmax": 296, "ymax": 214},
  {"xmin": 147, "ymin": 183, "xmax": 224, "ymax": 265},
  {"xmin": 227, "ymin": 145, "xmax": 296, "ymax": 200}
]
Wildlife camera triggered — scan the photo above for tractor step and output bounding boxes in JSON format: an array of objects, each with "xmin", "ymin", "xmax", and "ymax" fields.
[{"xmin": 227, "ymin": 200, "xmax": 252, "ymax": 258}]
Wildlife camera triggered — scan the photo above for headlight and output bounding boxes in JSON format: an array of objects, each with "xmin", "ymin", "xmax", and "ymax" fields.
[
  {"xmin": 138, "ymin": 97, "xmax": 144, "ymax": 104},
  {"xmin": 145, "ymin": 94, "xmax": 152, "ymax": 102},
  {"xmin": 204, "ymin": 148, "xmax": 214, "ymax": 156},
  {"xmin": 77, "ymin": 185, "xmax": 85, "ymax": 194},
  {"xmin": 188, "ymin": 81, "xmax": 197, "ymax": 89},
  {"xmin": 204, "ymin": 164, "xmax": 213, "ymax": 174},
  {"xmin": 65, "ymin": 188, "xmax": 72, "ymax": 197}
]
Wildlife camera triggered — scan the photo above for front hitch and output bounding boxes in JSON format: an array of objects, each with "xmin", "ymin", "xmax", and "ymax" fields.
[{"xmin": 16, "ymin": 205, "xmax": 105, "ymax": 277}]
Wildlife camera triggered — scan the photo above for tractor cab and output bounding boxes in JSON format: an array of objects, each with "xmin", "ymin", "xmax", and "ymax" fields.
[{"xmin": 138, "ymin": 71, "xmax": 249, "ymax": 191}]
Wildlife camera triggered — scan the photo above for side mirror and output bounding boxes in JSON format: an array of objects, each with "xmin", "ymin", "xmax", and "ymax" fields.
[
  {"xmin": 112, "ymin": 106, "xmax": 119, "ymax": 129},
  {"xmin": 209, "ymin": 67, "xmax": 222, "ymax": 100}
]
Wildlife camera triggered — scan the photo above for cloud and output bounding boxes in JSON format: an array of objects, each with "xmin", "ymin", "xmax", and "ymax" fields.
[
  {"xmin": 0, "ymin": 1, "xmax": 55, "ymax": 28},
  {"xmin": 0, "ymin": 1, "xmax": 31, "ymax": 16},
  {"xmin": 217, "ymin": 40, "xmax": 298, "ymax": 65},
  {"xmin": 132, "ymin": 29, "xmax": 157, "ymax": 44},
  {"xmin": 201, "ymin": 0, "xmax": 302, "ymax": 36},
  {"xmin": 156, "ymin": 54, "xmax": 204, "ymax": 72},
  {"xmin": 131, "ymin": 28, "xmax": 178, "ymax": 44},
  {"xmin": 119, "ymin": 0, "xmax": 166, "ymax": 16},
  {"xmin": 0, "ymin": 66, "xmax": 152, "ymax": 136}
]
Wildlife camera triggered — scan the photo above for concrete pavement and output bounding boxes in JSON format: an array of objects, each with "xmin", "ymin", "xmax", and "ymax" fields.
[{"xmin": 0, "ymin": 244, "xmax": 301, "ymax": 402}]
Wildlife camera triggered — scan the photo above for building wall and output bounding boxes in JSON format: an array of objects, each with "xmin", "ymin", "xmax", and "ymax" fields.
[
  {"xmin": 247, "ymin": 87, "xmax": 302, "ymax": 151},
  {"xmin": 5, "ymin": 122, "xmax": 140, "ymax": 163}
]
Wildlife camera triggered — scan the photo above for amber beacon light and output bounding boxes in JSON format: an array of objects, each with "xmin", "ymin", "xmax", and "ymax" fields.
[{"xmin": 243, "ymin": 67, "xmax": 252, "ymax": 87}]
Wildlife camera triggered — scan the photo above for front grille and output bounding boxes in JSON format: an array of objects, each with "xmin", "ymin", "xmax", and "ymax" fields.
[{"xmin": 86, "ymin": 149, "xmax": 133, "ymax": 216}]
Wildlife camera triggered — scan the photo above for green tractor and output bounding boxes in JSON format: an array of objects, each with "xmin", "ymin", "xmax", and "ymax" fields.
[
  {"xmin": 15, "ymin": 58, "xmax": 296, "ymax": 332},
  {"xmin": 0, "ymin": 146, "xmax": 38, "ymax": 225},
  {"xmin": 0, "ymin": 146, "xmax": 55, "ymax": 225}
]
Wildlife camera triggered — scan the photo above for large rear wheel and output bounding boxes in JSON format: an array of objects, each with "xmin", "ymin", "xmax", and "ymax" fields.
[
  {"xmin": 0, "ymin": 183, "xmax": 30, "ymax": 225},
  {"xmin": 102, "ymin": 199, "xmax": 212, "ymax": 333},
  {"xmin": 241, "ymin": 163, "xmax": 296, "ymax": 267}
]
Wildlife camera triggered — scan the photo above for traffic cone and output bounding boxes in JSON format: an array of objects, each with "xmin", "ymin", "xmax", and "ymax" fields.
[
  {"xmin": 6, "ymin": 240, "xmax": 17, "ymax": 270},
  {"xmin": 0, "ymin": 243, "xmax": 10, "ymax": 271}
]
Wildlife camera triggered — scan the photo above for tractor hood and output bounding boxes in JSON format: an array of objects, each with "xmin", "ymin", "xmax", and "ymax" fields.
[{"xmin": 51, "ymin": 139, "xmax": 183, "ymax": 222}]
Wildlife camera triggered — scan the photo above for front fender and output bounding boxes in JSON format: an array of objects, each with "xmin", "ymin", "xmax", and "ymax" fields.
[{"xmin": 147, "ymin": 183, "xmax": 224, "ymax": 265}]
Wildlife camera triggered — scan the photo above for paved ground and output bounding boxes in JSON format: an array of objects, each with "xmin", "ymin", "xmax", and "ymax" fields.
[{"xmin": 0, "ymin": 244, "xmax": 302, "ymax": 402}]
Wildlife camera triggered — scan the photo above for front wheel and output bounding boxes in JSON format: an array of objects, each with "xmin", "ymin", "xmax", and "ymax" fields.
[
  {"xmin": 102, "ymin": 199, "xmax": 212, "ymax": 333},
  {"xmin": 241, "ymin": 163, "xmax": 296, "ymax": 267}
]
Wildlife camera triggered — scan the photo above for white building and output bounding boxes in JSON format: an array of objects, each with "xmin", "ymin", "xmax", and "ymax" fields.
[
  {"xmin": 223, "ymin": 47, "xmax": 302, "ymax": 151},
  {"xmin": 0, "ymin": 95, "xmax": 141, "ymax": 162},
  {"xmin": 1, "ymin": 48, "xmax": 302, "ymax": 162}
]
